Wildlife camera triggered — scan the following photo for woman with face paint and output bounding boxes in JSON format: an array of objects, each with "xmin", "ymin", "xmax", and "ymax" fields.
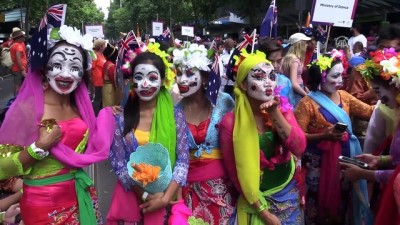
[
  {"xmin": 172, "ymin": 44, "xmax": 237, "ymax": 224},
  {"xmin": 338, "ymin": 45, "xmax": 400, "ymax": 225},
  {"xmin": 219, "ymin": 50, "xmax": 306, "ymax": 225},
  {"xmin": 294, "ymin": 51, "xmax": 374, "ymax": 225},
  {"xmin": 107, "ymin": 45, "xmax": 190, "ymax": 225},
  {"xmin": 0, "ymin": 25, "xmax": 115, "ymax": 224}
]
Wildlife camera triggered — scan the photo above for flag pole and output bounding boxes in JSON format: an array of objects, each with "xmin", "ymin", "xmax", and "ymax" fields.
[
  {"xmin": 251, "ymin": 29, "xmax": 257, "ymax": 54},
  {"xmin": 269, "ymin": 0, "xmax": 276, "ymax": 38}
]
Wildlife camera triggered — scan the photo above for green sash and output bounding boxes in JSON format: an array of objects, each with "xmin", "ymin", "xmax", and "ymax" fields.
[{"xmin": 24, "ymin": 169, "xmax": 97, "ymax": 225}]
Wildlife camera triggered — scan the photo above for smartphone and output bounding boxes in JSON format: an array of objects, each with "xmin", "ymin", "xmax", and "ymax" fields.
[
  {"xmin": 338, "ymin": 155, "xmax": 368, "ymax": 169},
  {"xmin": 334, "ymin": 122, "xmax": 348, "ymax": 133}
]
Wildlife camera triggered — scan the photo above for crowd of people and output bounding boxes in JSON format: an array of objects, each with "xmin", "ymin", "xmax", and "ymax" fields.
[{"xmin": 1, "ymin": 6, "xmax": 400, "ymax": 225}]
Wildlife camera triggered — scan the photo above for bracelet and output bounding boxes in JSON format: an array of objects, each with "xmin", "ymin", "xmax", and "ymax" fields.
[
  {"xmin": 0, "ymin": 211, "xmax": 5, "ymax": 223},
  {"xmin": 26, "ymin": 145, "xmax": 43, "ymax": 160},
  {"xmin": 142, "ymin": 191, "xmax": 149, "ymax": 202},
  {"xmin": 256, "ymin": 203, "xmax": 268, "ymax": 213},
  {"xmin": 380, "ymin": 155, "xmax": 390, "ymax": 167}
]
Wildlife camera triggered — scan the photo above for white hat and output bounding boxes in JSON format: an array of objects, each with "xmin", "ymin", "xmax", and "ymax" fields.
[{"xmin": 288, "ymin": 33, "xmax": 311, "ymax": 44}]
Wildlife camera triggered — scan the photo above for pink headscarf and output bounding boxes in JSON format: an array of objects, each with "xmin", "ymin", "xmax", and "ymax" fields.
[{"xmin": 0, "ymin": 69, "xmax": 115, "ymax": 168}]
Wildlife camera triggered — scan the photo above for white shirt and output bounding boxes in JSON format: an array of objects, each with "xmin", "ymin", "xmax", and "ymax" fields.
[
  {"xmin": 348, "ymin": 34, "xmax": 367, "ymax": 55},
  {"xmin": 220, "ymin": 49, "xmax": 235, "ymax": 86}
]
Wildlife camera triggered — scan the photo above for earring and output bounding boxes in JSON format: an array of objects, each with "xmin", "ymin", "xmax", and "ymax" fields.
[
  {"xmin": 203, "ymin": 83, "xmax": 207, "ymax": 90},
  {"xmin": 42, "ymin": 82, "xmax": 49, "ymax": 90},
  {"xmin": 396, "ymin": 93, "xmax": 400, "ymax": 105}
]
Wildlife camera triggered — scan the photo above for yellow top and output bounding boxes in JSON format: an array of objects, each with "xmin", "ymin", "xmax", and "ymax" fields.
[{"xmin": 135, "ymin": 129, "xmax": 150, "ymax": 146}]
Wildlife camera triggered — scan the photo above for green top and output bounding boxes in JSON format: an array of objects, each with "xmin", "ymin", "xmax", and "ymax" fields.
[
  {"xmin": 259, "ymin": 131, "xmax": 294, "ymax": 191},
  {"xmin": 0, "ymin": 145, "xmax": 31, "ymax": 180}
]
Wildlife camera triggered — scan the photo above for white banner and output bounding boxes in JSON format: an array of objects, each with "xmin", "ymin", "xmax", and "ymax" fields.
[
  {"xmin": 85, "ymin": 25, "xmax": 104, "ymax": 38},
  {"xmin": 311, "ymin": 0, "xmax": 358, "ymax": 27},
  {"xmin": 181, "ymin": 26, "xmax": 194, "ymax": 37},
  {"xmin": 152, "ymin": 22, "xmax": 163, "ymax": 36}
]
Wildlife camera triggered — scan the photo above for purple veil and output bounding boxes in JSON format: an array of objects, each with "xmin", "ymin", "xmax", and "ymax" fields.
[{"xmin": 0, "ymin": 69, "xmax": 115, "ymax": 168}]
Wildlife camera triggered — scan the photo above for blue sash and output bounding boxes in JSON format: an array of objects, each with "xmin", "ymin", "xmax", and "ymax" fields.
[{"xmin": 308, "ymin": 91, "xmax": 373, "ymax": 225}]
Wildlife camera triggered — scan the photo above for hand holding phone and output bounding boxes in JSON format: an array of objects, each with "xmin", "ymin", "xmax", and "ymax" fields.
[
  {"xmin": 333, "ymin": 122, "xmax": 347, "ymax": 133},
  {"xmin": 338, "ymin": 156, "xmax": 368, "ymax": 169}
]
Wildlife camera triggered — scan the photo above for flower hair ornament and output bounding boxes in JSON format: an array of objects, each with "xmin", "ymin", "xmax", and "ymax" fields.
[
  {"xmin": 147, "ymin": 42, "xmax": 176, "ymax": 90},
  {"xmin": 47, "ymin": 25, "xmax": 95, "ymax": 70},
  {"xmin": 356, "ymin": 48, "xmax": 400, "ymax": 88},
  {"xmin": 172, "ymin": 43, "xmax": 211, "ymax": 72},
  {"xmin": 308, "ymin": 55, "xmax": 333, "ymax": 82}
]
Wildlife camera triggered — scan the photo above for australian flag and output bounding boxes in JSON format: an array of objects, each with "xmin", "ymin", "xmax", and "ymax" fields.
[
  {"xmin": 260, "ymin": 0, "xmax": 278, "ymax": 38},
  {"xmin": 116, "ymin": 30, "xmax": 140, "ymax": 106},
  {"xmin": 29, "ymin": 4, "xmax": 67, "ymax": 71},
  {"xmin": 207, "ymin": 40, "xmax": 221, "ymax": 105},
  {"xmin": 226, "ymin": 29, "xmax": 256, "ymax": 81},
  {"xmin": 157, "ymin": 27, "xmax": 171, "ymax": 42}
]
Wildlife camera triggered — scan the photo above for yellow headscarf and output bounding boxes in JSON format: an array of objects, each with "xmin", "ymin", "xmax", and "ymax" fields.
[{"xmin": 233, "ymin": 50, "xmax": 270, "ymax": 220}]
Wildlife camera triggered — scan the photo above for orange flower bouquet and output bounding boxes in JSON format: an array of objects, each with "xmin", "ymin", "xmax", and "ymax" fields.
[
  {"xmin": 131, "ymin": 163, "xmax": 161, "ymax": 187},
  {"xmin": 127, "ymin": 143, "xmax": 172, "ymax": 193}
]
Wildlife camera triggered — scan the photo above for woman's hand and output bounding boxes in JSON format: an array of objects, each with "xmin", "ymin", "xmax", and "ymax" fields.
[
  {"xmin": 36, "ymin": 125, "xmax": 62, "ymax": 151},
  {"xmin": 140, "ymin": 194, "xmax": 169, "ymax": 213},
  {"xmin": 111, "ymin": 105, "xmax": 123, "ymax": 115},
  {"xmin": 260, "ymin": 96, "xmax": 280, "ymax": 113},
  {"xmin": 340, "ymin": 162, "xmax": 364, "ymax": 182},
  {"xmin": 259, "ymin": 210, "xmax": 281, "ymax": 225},
  {"xmin": 145, "ymin": 192, "xmax": 164, "ymax": 202},
  {"xmin": 323, "ymin": 125, "xmax": 344, "ymax": 141},
  {"xmin": 355, "ymin": 154, "xmax": 380, "ymax": 169},
  {"xmin": 4, "ymin": 203, "xmax": 20, "ymax": 224}
]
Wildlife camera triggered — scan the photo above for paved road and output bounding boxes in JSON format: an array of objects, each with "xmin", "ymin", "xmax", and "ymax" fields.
[{"xmin": 0, "ymin": 73, "xmax": 14, "ymax": 113}]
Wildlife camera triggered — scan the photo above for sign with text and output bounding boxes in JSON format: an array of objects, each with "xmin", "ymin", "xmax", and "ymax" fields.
[
  {"xmin": 152, "ymin": 22, "xmax": 163, "ymax": 36},
  {"xmin": 85, "ymin": 25, "xmax": 104, "ymax": 38},
  {"xmin": 181, "ymin": 26, "xmax": 194, "ymax": 37},
  {"xmin": 311, "ymin": 0, "xmax": 358, "ymax": 27}
]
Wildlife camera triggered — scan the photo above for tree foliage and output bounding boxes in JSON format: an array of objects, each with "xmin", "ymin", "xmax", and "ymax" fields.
[
  {"xmin": 0, "ymin": 0, "xmax": 104, "ymax": 33},
  {"xmin": 104, "ymin": 0, "xmax": 225, "ymax": 40}
]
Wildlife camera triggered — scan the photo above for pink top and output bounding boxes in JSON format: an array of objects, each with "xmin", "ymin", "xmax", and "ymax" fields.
[
  {"xmin": 58, "ymin": 117, "xmax": 87, "ymax": 150},
  {"xmin": 219, "ymin": 110, "xmax": 306, "ymax": 193},
  {"xmin": 282, "ymin": 58, "xmax": 303, "ymax": 85}
]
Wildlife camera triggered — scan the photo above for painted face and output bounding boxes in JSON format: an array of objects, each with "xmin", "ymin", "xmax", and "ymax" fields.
[
  {"xmin": 321, "ymin": 63, "xmax": 344, "ymax": 93},
  {"xmin": 246, "ymin": 62, "xmax": 277, "ymax": 102},
  {"xmin": 176, "ymin": 66, "xmax": 202, "ymax": 97},
  {"xmin": 372, "ymin": 82, "xmax": 399, "ymax": 109},
  {"xmin": 133, "ymin": 64, "xmax": 162, "ymax": 101},
  {"xmin": 46, "ymin": 44, "xmax": 84, "ymax": 95}
]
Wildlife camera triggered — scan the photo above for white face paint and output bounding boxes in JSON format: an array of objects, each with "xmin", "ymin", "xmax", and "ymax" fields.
[
  {"xmin": 246, "ymin": 62, "xmax": 277, "ymax": 102},
  {"xmin": 372, "ymin": 82, "xmax": 398, "ymax": 109},
  {"xmin": 133, "ymin": 64, "xmax": 162, "ymax": 101},
  {"xmin": 46, "ymin": 44, "xmax": 84, "ymax": 95},
  {"xmin": 321, "ymin": 63, "xmax": 344, "ymax": 93},
  {"xmin": 176, "ymin": 66, "xmax": 202, "ymax": 97}
]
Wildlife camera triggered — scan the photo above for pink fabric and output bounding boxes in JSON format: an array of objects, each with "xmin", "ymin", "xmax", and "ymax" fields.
[
  {"xmin": 187, "ymin": 159, "xmax": 226, "ymax": 182},
  {"xmin": 58, "ymin": 117, "xmax": 87, "ymax": 150},
  {"xmin": 219, "ymin": 111, "xmax": 306, "ymax": 193},
  {"xmin": 168, "ymin": 200, "xmax": 191, "ymax": 225},
  {"xmin": 107, "ymin": 181, "xmax": 166, "ymax": 225},
  {"xmin": 107, "ymin": 181, "xmax": 141, "ymax": 224},
  {"xmin": 20, "ymin": 178, "xmax": 78, "ymax": 224},
  {"xmin": 316, "ymin": 133, "xmax": 349, "ymax": 217},
  {"xmin": 0, "ymin": 70, "xmax": 115, "ymax": 168}
]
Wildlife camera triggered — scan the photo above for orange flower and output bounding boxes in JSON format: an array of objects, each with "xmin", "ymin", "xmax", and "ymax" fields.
[{"xmin": 131, "ymin": 163, "xmax": 161, "ymax": 186}]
